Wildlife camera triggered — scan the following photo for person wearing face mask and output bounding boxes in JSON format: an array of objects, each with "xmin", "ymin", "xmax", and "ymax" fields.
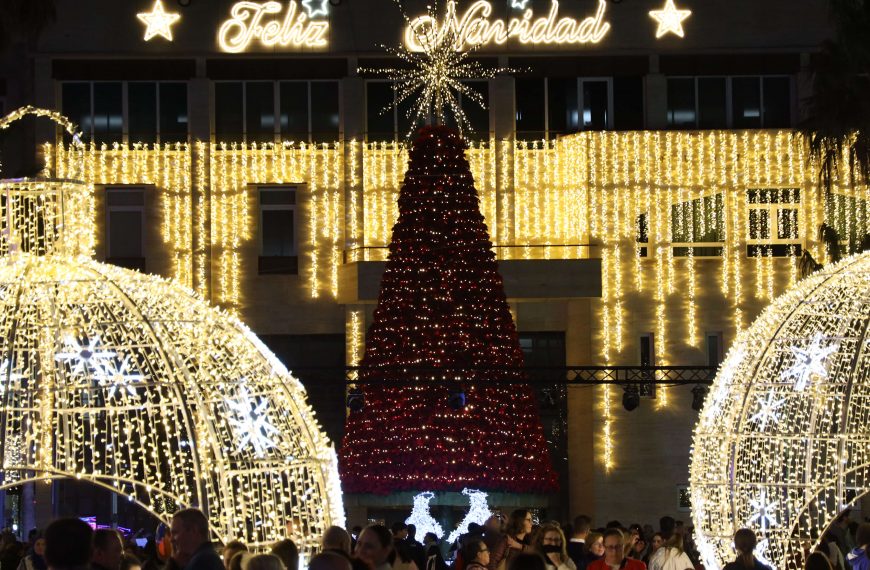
[{"xmin": 531, "ymin": 524, "xmax": 576, "ymax": 570}]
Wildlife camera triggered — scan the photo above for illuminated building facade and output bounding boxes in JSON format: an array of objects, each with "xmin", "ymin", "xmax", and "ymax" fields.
[{"xmin": 4, "ymin": 0, "xmax": 866, "ymax": 526}]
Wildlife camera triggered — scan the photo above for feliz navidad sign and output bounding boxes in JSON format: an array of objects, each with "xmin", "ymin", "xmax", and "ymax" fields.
[{"xmin": 136, "ymin": 0, "xmax": 691, "ymax": 52}]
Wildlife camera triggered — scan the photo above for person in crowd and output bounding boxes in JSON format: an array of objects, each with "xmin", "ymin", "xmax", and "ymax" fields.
[
  {"xmin": 120, "ymin": 554, "xmax": 142, "ymax": 570},
  {"xmin": 644, "ymin": 534, "xmax": 664, "ymax": 566},
  {"xmin": 170, "ymin": 509, "xmax": 223, "ymax": 570},
  {"xmin": 389, "ymin": 525, "xmax": 417, "ymax": 570},
  {"xmin": 321, "ymin": 528, "xmax": 352, "ymax": 557},
  {"xmin": 830, "ymin": 513, "xmax": 855, "ymax": 558},
  {"xmin": 658, "ymin": 519, "xmax": 675, "ymax": 542},
  {"xmin": 354, "ymin": 525, "xmax": 395, "ymax": 570},
  {"xmin": 629, "ymin": 536, "xmax": 648, "ymax": 562},
  {"xmin": 506, "ymin": 554, "xmax": 546, "ymax": 570},
  {"xmin": 586, "ymin": 529, "xmax": 645, "ymax": 570},
  {"xmin": 578, "ymin": 533, "xmax": 603, "ymax": 570},
  {"xmin": 722, "ymin": 528, "xmax": 769, "ymax": 570},
  {"xmin": 405, "ymin": 525, "xmax": 426, "ymax": 570},
  {"xmin": 483, "ymin": 516, "xmax": 507, "ymax": 570},
  {"xmin": 350, "ymin": 529, "xmax": 363, "ymax": 553},
  {"xmin": 242, "ymin": 555, "xmax": 283, "ymax": 570},
  {"xmin": 567, "ymin": 517, "xmax": 591, "ymax": 569},
  {"xmin": 271, "ymin": 540, "xmax": 298, "ymax": 570},
  {"xmin": 92, "ymin": 530, "xmax": 124, "ymax": 570},
  {"xmin": 504, "ymin": 510, "xmax": 534, "ymax": 565},
  {"xmin": 847, "ymin": 523, "xmax": 870, "ymax": 570},
  {"xmin": 461, "ymin": 540, "xmax": 490, "ymax": 570},
  {"xmin": 16, "ymin": 534, "xmax": 45, "ymax": 570},
  {"xmin": 44, "ymin": 518, "xmax": 93, "ymax": 570},
  {"xmin": 1, "ymin": 531, "xmax": 23, "ymax": 570},
  {"xmin": 422, "ymin": 534, "xmax": 446, "ymax": 570},
  {"xmin": 820, "ymin": 533, "xmax": 846, "ymax": 570},
  {"xmin": 308, "ymin": 552, "xmax": 352, "ymax": 570},
  {"xmin": 647, "ymin": 532, "xmax": 692, "ymax": 570},
  {"xmin": 807, "ymin": 552, "xmax": 834, "ymax": 570},
  {"xmin": 391, "ymin": 525, "xmax": 409, "ymax": 543},
  {"xmin": 222, "ymin": 543, "xmax": 247, "ymax": 570},
  {"xmin": 228, "ymin": 553, "xmax": 250, "ymax": 570},
  {"xmin": 530, "ymin": 523, "xmax": 575, "ymax": 570}
]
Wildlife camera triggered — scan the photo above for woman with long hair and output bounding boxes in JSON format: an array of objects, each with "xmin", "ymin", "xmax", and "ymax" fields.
[
  {"xmin": 504, "ymin": 510, "xmax": 535, "ymax": 566},
  {"xmin": 723, "ymin": 529, "xmax": 770, "ymax": 570},
  {"xmin": 355, "ymin": 525, "xmax": 396, "ymax": 570},
  {"xmin": 530, "ymin": 523, "xmax": 576, "ymax": 570},
  {"xmin": 647, "ymin": 533, "xmax": 692, "ymax": 570}
]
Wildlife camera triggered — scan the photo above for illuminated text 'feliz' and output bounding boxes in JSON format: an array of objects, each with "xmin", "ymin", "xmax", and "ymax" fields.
[
  {"xmin": 218, "ymin": 1, "xmax": 329, "ymax": 53},
  {"xmin": 404, "ymin": 0, "xmax": 611, "ymax": 52}
]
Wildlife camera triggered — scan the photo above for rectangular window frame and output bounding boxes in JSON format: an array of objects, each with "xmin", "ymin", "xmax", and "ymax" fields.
[
  {"xmin": 60, "ymin": 81, "xmax": 189, "ymax": 144},
  {"xmin": 518, "ymin": 77, "xmax": 613, "ymax": 140},
  {"xmin": 666, "ymin": 75, "xmax": 793, "ymax": 129},
  {"xmin": 258, "ymin": 185, "xmax": 299, "ymax": 276},
  {"xmin": 105, "ymin": 186, "xmax": 146, "ymax": 272},
  {"xmin": 670, "ymin": 192, "xmax": 726, "ymax": 258},
  {"xmin": 745, "ymin": 188, "xmax": 803, "ymax": 257}
]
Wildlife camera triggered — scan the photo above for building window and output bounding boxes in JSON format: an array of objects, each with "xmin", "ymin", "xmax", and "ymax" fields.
[
  {"xmin": 706, "ymin": 332, "xmax": 724, "ymax": 367},
  {"xmin": 62, "ymin": 82, "xmax": 188, "ymax": 144},
  {"xmin": 667, "ymin": 76, "xmax": 791, "ymax": 129},
  {"xmin": 517, "ymin": 77, "xmax": 612, "ymax": 140},
  {"xmin": 259, "ymin": 187, "xmax": 298, "ymax": 275},
  {"xmin": 746, "ymin": 188, "xmax": 802, "ymax": 257},
  {"xmin": 639, "ymin": 333, "xmax": 656, "ymax": 398},
  {"xmin": 105, "ymin": 187, "xmax": 145, "ymax": 272},
  {"xmin": 366, "ymin": 80, "xmax": 486, "ymax": 141},
  {"xmin": 671, "ymin": 193, "xmax": 725, "ymax": 257},
  {"xmin": 216, "ymin": 81, "xmax": 340, "ymax": 143}
]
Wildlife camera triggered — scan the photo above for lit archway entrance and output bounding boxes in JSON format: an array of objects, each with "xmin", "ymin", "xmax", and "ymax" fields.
[{"xmin": 690, "ymin": 252, "xmax": 870, "ymax": 570}]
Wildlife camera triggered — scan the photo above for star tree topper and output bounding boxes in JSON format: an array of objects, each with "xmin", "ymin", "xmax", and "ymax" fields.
[{"xmin": 361, "ymin": 1, "xmax": 514, "ymax": 137}]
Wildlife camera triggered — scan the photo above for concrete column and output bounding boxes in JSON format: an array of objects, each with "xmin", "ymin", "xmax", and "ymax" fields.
[
  {"xmin": 565, "ymin": 299, "xmax": 596, "ymax": 520},
  {"xmin": 491, "ymin": 72, "xmax": 515, "ymax": 248},
  {"xmin": 796, "ymin": 52, "xmax": 813, "ymax": 124},
  {"xmin": 189, "ymin": 58, "xmax": 212, "ymax": 300},
  {"xmin": 189, "ymin": 58, "xmax": 211, "ymax": 142},
  {"xmin": 645, "ymin": 55, "xmax": 668, "ymax": 130}
]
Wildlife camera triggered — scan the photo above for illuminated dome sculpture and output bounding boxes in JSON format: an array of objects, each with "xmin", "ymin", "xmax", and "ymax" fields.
[
  {"xmin": 0, "ymin": 108, "xmax": 344, "ymax": 550},
  {"xmin": 690, "ymin": 251, "xmax": 870, "ymax": 570}
]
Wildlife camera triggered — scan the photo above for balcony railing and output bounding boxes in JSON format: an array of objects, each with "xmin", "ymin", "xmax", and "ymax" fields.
[{"xmin": 342, "ymin": 244, "xmax": 599, "ymax": 263}]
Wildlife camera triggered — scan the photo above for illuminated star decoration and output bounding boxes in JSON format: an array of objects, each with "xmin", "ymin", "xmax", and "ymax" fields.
[
  {"xmin": 361, "ymin": 1, "xmax": 514, "ymax": 137},
  {"xmin": 406, "ymin": 492, "xmax": 445, "ymax": 540},
  {"xmin": 99, "ymin": 355, "xmax": 148, "ymax": 400},
  {"xmin": 511, "ymin": 0, "xmax": 531, "ymax": 9},
  {"xmin": 55, "ymin": 335, "xmax": 117, "ymax": 377},
  {"xmin": 447, "ymin": 489, "xmax": 493, "ymax": 543},
  {"xmin": 749, "ymin": 391, "xmax": 787, "ymax": 431},
  {"xmin": 649, "ymin": 0, "xmax": 691, "ymax": 38},
  {"xmin": 302, "ymin": 0, "xmax": 330, "ymax": 17},
  {"xmin": 0, "ymin": 359, "xmax": 25, "ymax": 395},
  {"xmin": 137, "ymin": 0, "xmax": 181, "ymax": 42},
  {"xmin": 225, "ymin": 385, "xmax": 280, "ymax": 457},
  {"xmin": 747, "ymin": 489, "xmax": 779, "ymax": 531},
  {"xmin": 781, "ymin": 333, "xmax": 838, "ymax": 391}
]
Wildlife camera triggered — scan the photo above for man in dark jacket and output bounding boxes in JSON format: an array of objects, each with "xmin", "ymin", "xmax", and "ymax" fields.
[
  {"xmin": 169, "ymin": 510, "xmax": 222, "ymax": 570},
  {"xmin": 91, "ymin": 530, "xmax": 123, "ymax": 570},
  {"xmin": 567, "ymin": 516, "xmax": 591, "ymax": 570},
  {"xmin": 44, "ymin": 519, "xmax": 93, "ymax": 570}
]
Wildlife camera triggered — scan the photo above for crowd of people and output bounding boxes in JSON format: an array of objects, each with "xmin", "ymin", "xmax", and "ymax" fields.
[{"xmin": 2, "ymin": 508, "xmax": 869, "ymax": 570}]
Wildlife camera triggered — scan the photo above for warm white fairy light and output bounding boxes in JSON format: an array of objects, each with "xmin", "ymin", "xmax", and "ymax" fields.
[
  {"xmin": 363, "ymin": 3, "xmax": 513, "ymax": 137},
  {"xmin": 691, "ymin": 251, "xmax": 870, "ymax": 570}
]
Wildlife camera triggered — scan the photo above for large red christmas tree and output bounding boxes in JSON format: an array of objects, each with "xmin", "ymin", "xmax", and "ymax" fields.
[{"xmin": 339, "ymin": 126, "xmax": 558, "ymax": 494}]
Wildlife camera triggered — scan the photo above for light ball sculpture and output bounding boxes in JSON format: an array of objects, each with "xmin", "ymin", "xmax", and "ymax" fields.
[
  {"xmin": 690, "ymin": 251, "xmax": 870, "ymax": 570},
  {"xmin": 0, "ymin": 107, "xmax": 344, "ymax": 551}
]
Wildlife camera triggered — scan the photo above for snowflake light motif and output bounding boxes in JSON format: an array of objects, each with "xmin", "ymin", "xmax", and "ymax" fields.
[
  {"xmin": 55, "ymin": 335, "xmax": 117, "ymax": 377},
  {"xmin": 225, "ymin": 385, "xmax": 280, "ymax": 457},
  {"xmin": 747, "ymin": 490, "xmax": 779, "ymax": 531},
  {"xmin": 781, "ymin": 333, "xmax": 838, "ymax": 391},
  {"xmin": 362, "ymin": 2, "xmax": 514, "ymax": 137},
  {"xmin": 406, "ymin": 492, "xmax": 445, "ymax": 540},
  {"xmin": 0, "ymin": 359, "xmax": 25, "ymax": 395},
  {"xmin": 748, "ymin": 392, "xmax": 787, "ymax": 431},
  {"xmin": 99, "ymin": 355, "xmax": 147, "ymax": 400},
  {"xmin": 302, "ymin": 0, "xmax": 329, "ymax": 17}
]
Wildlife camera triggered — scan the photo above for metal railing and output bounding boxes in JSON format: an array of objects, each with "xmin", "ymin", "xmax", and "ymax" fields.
[{"xmin": 342, "ymin": 244, "xmax": 599, "ymax": 263}]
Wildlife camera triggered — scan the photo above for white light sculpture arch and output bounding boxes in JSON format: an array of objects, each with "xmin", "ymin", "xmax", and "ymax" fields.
[
  {"xmin": 690, "ymin": 251, "xmax": 870, "ymax": 570},
  {"xmin": 0, "ymin": 107, "xmax": 344, "ymax": 551}
]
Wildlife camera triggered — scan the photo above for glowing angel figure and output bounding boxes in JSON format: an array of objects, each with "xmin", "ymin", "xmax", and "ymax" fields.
[
  {"xmin": 225, "ymin": 385, "xmax": 280, "ymax": 457},
  {"xmin": 781, "ymin": 333, "xmax": 838, "ymax": 391},
  {"xmin": 447, "ymin": 489, "xmax": 492, "ymax": 543},
  {"xmin": 747, "ymin": 489, "xmax": 779, "ymax": 531},
  {"xmin": 361, "ymin": 2, "xmax": 514, "ymax": 137},
  {"xmin": 405, "ymin": 492, "xmax": 444, "ymax": 540},
  {"xmin": 748, "ymin": 392, "xmax": 787, "ymax": 432},
  {"xmin": 99, "ymin": 355, "xmax": 147, "ymax": 400},
  {"xmin": 55, "ymin": 335, "xmax": 117, "ymax": 377},
  {"xmin": 0, "ymin": 359, "xmax": 25, "ymax": 395}
]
